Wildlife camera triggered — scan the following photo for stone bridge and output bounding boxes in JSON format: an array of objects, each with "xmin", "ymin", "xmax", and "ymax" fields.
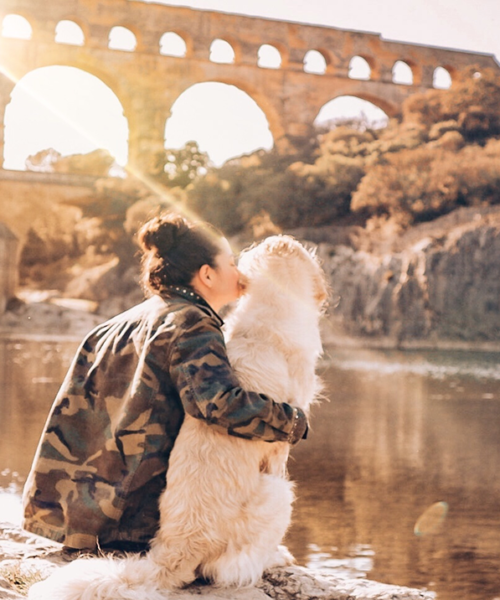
[{"xmin": 0, "ymin": 0, "xmax": 498, "ymax": 174}]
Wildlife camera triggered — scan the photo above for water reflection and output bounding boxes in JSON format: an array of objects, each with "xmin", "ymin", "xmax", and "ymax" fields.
[
  {"xmin": 0, "ymin": 338, "xmax": 79, "ymax": 490},
  {"xmin": 287, "ymin": 349, "xmax": 500, "ymax": 600},
  {"xmin": 1, "ymin": 341, "xmax": 500, "ymax": 600}
]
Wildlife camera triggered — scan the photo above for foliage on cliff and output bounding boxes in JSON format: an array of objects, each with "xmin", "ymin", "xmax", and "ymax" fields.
[
  {"xmin": 183, "ymin": 67, "xmax": 500, "ymax": 233},
  {"xmin": 351, "ymin": 140, "xmax": 500, "ymax": 225}
]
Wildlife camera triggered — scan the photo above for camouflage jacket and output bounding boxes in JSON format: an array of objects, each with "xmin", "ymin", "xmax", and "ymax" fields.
[{"xmin": 22, "ymin": 287, "xmax": 307, "ymax": 550}]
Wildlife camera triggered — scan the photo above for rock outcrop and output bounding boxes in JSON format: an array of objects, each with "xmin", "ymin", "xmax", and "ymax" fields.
[
  {"xmin": 320, "ymin": 206, "xmax": 500, "ymax": 349},
  {"xmin": 0, "ymin": 295, "xmax": 105, "ymax": 339},
  {"xmin": 0, "ymin": 523, "xmax": 434, "ymax": 600}
]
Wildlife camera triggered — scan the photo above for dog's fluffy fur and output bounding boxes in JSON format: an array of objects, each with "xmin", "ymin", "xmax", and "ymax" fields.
[{"xmin": 29, "ymin": 235, "xmax": 326, "ymax": 600}]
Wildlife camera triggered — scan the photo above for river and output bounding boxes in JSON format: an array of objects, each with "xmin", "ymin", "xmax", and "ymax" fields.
[{"xmin": 1, "ymin": 338, "xmax": 499, "ymax": 600}]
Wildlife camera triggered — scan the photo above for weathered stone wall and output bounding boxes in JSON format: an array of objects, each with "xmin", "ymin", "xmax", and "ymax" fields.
[
  {"xmin": 0, "ymin": 171, "xmax": 93, "ymax": 245},
  {"xmin": 0, "ymin": 223, "xmax": 18, "ymax": 313}
]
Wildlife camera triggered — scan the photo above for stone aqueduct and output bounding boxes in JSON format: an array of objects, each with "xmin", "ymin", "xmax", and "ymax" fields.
[{"xmin": 0, "ymin": 0, "xmax": 498, "ymax": 174}]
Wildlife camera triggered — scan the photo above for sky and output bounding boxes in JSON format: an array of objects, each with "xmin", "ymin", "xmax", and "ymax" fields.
[{"xmin": 1, "ymin": 0, "xmax": 497, "ymax": 169}]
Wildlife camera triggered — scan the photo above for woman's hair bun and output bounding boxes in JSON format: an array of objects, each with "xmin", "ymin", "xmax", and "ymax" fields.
[
  {"xmin": 138, "ymin": 214, "xmax": 189, "ymax": 255},
  {"xmin": 138, "ymin": 212, "xmax": 224, "ymax": 294}
]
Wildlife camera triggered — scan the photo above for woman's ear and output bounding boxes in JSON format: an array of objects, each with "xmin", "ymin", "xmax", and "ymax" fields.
[{"xmin": 198, "ymin": 264, "xmax": 214, "ymax": 288}]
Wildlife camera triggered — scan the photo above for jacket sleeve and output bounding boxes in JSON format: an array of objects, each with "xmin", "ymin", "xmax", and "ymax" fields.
[{"xmin": 168, "ymin": 312, "xmax": 307, "ymax": 444}]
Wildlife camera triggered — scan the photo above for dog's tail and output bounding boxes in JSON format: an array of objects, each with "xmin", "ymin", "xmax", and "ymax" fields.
[{"xmin": 28, "ymin": 553, "xmax": 167, "ymax": 600}]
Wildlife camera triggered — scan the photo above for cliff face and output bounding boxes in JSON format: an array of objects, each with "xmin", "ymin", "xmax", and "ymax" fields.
[{"xmin": 319, "ymin": 207, "xmax": 500, "ymax": 348}]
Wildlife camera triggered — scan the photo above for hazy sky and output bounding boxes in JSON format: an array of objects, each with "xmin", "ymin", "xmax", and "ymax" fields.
[{"xmin": 144, "ymin": 0, "xmax": 497, "ymax": 60}]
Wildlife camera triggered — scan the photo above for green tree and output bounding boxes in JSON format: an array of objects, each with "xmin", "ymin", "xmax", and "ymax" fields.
[{"xmin": 155, "ymin": 141, "xmax": 210, "ymax": 188}]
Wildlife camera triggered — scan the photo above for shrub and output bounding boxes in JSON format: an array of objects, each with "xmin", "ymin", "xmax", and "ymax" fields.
[
  {"xmin": 352, "ymin": 142, "xmax": 500, "ymax": 224},
  {"xmin": 403, "ymin": 68, "xmax": 500, "ymax": 142}
]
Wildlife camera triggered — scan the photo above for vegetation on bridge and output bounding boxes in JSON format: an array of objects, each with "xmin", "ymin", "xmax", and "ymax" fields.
[{"xmin": 181, "ymin": 67, "xmax": 500, "ymax": 234}]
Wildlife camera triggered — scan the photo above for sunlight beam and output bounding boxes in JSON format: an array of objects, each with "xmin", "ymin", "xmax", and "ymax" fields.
[{"xmin": 0, "ymin": 64, "xmax": 207, "ymax": 229}]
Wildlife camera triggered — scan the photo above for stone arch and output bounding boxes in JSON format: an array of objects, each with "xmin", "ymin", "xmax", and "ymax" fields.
[
  {"xmin": 9, "ymin": 55, "xmax": 135, "ymax": 124},
  {"xmin": 314, "ymin": 93, "xmax": 394, "ymax": 129},
  {"xmin": 225, "ymin": 80, "xmax": 286, "ymax": 141},
  {"xmin": 3, "ymin": 65, "xmax": 129, "ymax": 170},
  {"xmin": 433, "ymin": 66, "xmax": 453, "ymax": 89},
  {"xmin": 209, "ymin": 38, "xmax": 238, "ymax": 64},
  {"xmin": 214, "ymin": 77, "xmax": 287, "ymax": 141},
  {"xmin": 108, "ymin": 25, "xmax": 137, "ymax": 52},
  {"xmin": 164, "ymin": 80, "xmax": 282, "ymax": 164},
  {"xmin": 159, "ymin": 31, "xmax": 188, "ymax": 57},
  {"xmin": 1, "ymin": 14, "xmax": 33, "ymax": 39},
  {"xmin": 392, "ymin": 60, "xmax": 414, "ymax": 85},
  {"xmin": 348, "ymin": 56, "xmax": 372, "ymax": 80},
  {"xmin": 351, "ymin": 92, "xmax": 398, "ymax": 118},
  {"xmin": 56, "ymin": 16, "xmax": 90, "ymax": 43},
  {"xmin": 303, "ymin": 50, "xmax": 327, "ymax": 75},
  {"xmin": 258, "ymin": 43, "xmax": 288, "ymax": 69},
  {"xmin": 55, "ymin": 20, "xmax": 85, "ymax": 46}
]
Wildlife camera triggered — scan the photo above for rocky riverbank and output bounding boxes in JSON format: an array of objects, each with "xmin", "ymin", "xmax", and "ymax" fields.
[
  {"xmin": 318, "ymin": 205, "xmax": 500, "ymax": 351},
  {"xmin": 0, "ymin": 522, "xmax": 434, "ymax": 600},
  {"xmin": 2, "ymin": 206, "xmax": 500, "ymax": 351},
  {"xmin": 0, "ymin": 294, "xmax": 105, "ymax": 340}
]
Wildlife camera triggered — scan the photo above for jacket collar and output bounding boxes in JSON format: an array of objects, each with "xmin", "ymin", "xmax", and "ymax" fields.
[{"xmin": 161, "ymin": 285, "xmax": 224, "ymax": 327}]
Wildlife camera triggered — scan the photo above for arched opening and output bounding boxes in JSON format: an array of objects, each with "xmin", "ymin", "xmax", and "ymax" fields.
[
  {"xmin": 3, "ymin": 66, "xmax": 128, "ymax": 171},
  {"xmin": 160, "ymin": 32, "xmax": 187, "ymax": 57},
  {"xmin": 109, "ymin": 26, "xmax": 137, "ymax": 52},
  {"xmin": 55, "ymin": 20, "xmax": 85, "ymax": 46},
  {"xmin": 433, "ymin": 66, "xmax": 452, "ymax": 89},
  {"xmin": 164, "ymin": 82, "xmax": 273, "ymax": 166},
  {"xmin": 392, "ymin": 61, "xmax": 413, "ymax": 85},
  {"xmin": 257, "ymin": 45, "xmax": 281, "ymax": 69},
  {"xmin": 315, "ymin": 96, "xmax": 389, "ymax": 131},
  {"xmin": 1, "ymin": 14, "xmax": 32, "ymax": 40},
  {"xmin": 348, "ymin": 56, "xmax": 371, "ymax": 80},
  {"xmin": 304, "ymin": 50, "xmax": 327, "ymax": 75},
  {"xmin": 209, "ymin": 39, "xmax": 235, "ymax": 64}
]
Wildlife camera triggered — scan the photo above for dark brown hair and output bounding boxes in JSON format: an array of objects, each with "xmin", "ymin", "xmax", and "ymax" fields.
[{"xmin": 137, "ymin": 213, "xmax": 224, "ymax": 294}]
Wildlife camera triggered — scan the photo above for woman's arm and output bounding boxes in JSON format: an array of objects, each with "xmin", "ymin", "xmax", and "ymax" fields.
[{"xmin": 167, "ymin": 313, "xmax": 307, "ymax": 444}]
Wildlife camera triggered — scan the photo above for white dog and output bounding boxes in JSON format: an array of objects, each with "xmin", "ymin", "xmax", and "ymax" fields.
[{"xmin": 29, "ymin": 235, "xmax": 326, "ymax": 600}]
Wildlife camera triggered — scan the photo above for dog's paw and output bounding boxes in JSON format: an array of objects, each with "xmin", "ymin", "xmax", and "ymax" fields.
[{"xmin": 265, "ymin": 545, "xmax": 295, "ymax": 571}]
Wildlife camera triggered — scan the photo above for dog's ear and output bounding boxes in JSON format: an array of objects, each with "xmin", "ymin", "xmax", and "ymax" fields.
[
  {"xmin": 263, "ymin": 235, "xmax": 301, "ymax": 257},
  {"xmin": 314, "ymin": 271, "xmax": 329, "ymax": 307}
]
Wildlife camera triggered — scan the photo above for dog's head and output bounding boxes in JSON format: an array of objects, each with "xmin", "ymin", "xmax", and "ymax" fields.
[{"xmin": 238, "ymin": 235, "xmax": 328, "ymax": 309}]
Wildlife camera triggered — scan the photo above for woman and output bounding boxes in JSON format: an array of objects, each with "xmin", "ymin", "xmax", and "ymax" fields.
[{"xmin": 22, "ymin": 213, "xmax": 308, "ymax": 552}]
